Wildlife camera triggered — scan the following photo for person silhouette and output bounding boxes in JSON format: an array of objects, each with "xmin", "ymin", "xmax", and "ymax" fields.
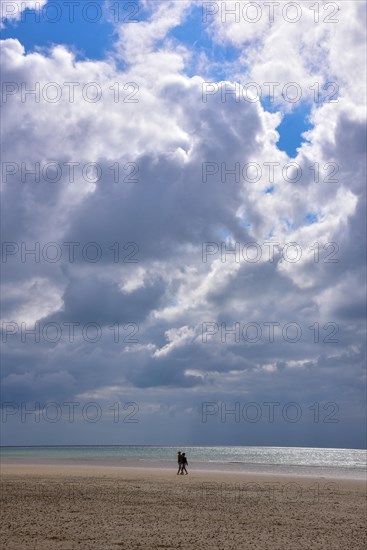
[{"xmin": 181, "ymin": 452, "xmax": 188, "ymax": 475}]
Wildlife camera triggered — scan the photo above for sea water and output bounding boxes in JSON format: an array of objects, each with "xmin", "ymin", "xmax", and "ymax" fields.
[{"xmin": 1, "ymin": 445, "xmax": 366, "ymax": 479}]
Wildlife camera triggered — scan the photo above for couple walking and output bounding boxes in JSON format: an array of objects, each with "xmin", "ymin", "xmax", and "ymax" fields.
[{"xmin": 177, "ymin": 451, "xmax": 188, "ymax": 475}]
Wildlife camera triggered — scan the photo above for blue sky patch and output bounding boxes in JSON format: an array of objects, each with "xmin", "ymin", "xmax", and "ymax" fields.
[
  {"xmin": 275, "ymin": 103, "xmax": 313, "ymax": 158},
  {"xmin": 0, "ymin": 1, "xmax": 134, "ymax": 60},
  {"xmin": 305, "ymin": 212, "xmax": 319, "ymax": 224},
  {"xmin": 169, "ymin": 4, "xmax": 240, "ymax": 79}
]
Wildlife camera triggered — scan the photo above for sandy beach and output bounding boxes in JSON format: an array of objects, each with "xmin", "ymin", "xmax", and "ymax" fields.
[{"xmin": 1, "ymin": 464, "xmax": 366, "ymax": 550}]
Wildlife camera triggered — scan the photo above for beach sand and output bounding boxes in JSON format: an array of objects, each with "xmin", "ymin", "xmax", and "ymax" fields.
[{"xmin": 1, "ymin": 464, "xmax": 366, "ymax": 549}]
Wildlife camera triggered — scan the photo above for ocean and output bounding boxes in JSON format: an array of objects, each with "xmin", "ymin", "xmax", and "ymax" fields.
[{"xmin": 1, "ymin": 446, "xmax": 366, "ymax": 479}]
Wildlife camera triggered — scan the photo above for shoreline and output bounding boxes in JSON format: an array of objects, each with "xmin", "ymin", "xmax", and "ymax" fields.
[
  {"xmin": 1, "ymin": 458, "xmax": 366, "ymax": 481},
  {"xmin": 1, "ymin": 461, "xmax": 365, "ymax": 477}
]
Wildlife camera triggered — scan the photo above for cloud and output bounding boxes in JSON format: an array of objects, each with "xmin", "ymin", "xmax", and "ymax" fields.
[{"xmin": 1, "ymin": 0, "xmax": 366, "ymax": 446}]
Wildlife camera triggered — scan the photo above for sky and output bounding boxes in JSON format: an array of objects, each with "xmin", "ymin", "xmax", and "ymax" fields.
[{"xmin": 0, "ymin": 0, "xmax": 366, "ymax": 448}]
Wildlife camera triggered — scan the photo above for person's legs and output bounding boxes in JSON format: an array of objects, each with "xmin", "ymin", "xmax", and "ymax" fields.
[{"xmin": 177, "ymin": 453, "xmax": 182, "ymax": 474}]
